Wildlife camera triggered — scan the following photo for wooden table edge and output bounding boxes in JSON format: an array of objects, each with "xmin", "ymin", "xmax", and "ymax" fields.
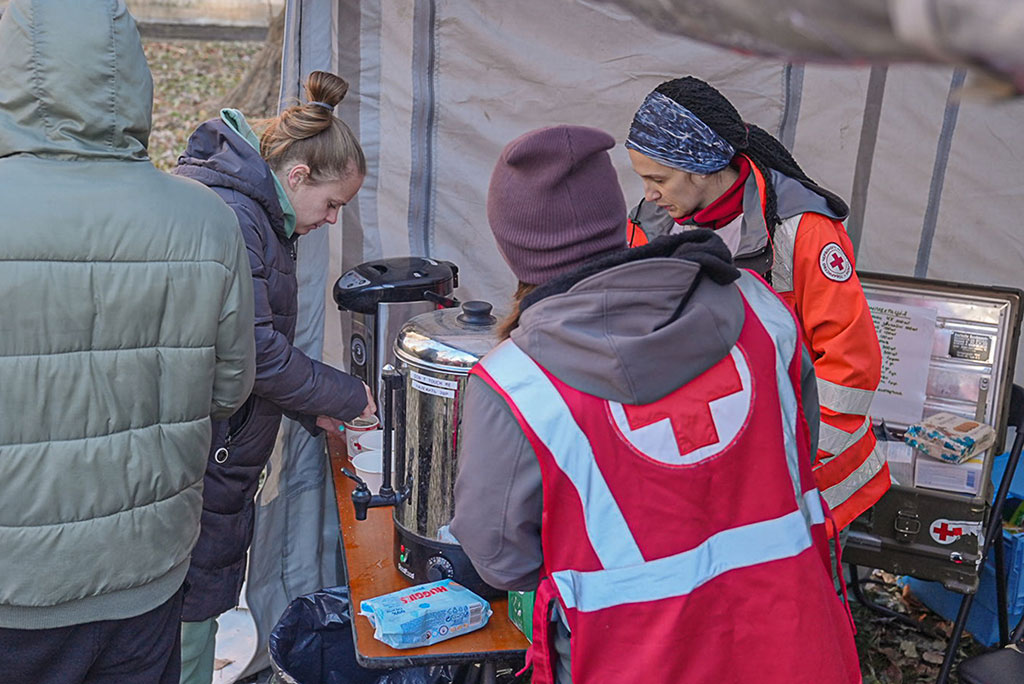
[{"xmin": 327, "ymin": 431, "xmax": 529, "ymax": 669}]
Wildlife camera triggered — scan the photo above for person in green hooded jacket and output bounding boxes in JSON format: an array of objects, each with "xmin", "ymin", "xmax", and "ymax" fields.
[{"xmin": 0, "ymin": 2, "xmax": 256, "ymax": 682}]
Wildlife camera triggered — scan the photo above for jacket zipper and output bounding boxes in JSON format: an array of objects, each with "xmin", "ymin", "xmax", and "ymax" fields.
[
  {"xmin": 215, "ymin": 432, "xmax": 231, "ymax": 464},
  {"xmin": 218, "ymin": 398, "xmax": 254, "ymax": 464},
  {"xmin": 215, "ymin": 414, "xmax": 240, "ymax": 464}
]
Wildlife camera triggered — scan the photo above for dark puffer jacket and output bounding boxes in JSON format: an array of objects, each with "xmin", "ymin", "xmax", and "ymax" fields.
[{"xmin": 175, "ymin": 118, "xmax": 367, "ymax": 620}]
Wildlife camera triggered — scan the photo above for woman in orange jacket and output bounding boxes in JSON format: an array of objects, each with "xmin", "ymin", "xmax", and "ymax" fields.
[{"xmin": 625, "ymin": 76, "xmax": 888, "ymax": 535}]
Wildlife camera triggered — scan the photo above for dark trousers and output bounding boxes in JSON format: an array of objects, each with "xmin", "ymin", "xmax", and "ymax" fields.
[{"xmin": 0, "ymin": 585, "xmax": 183, "ymax": 684}]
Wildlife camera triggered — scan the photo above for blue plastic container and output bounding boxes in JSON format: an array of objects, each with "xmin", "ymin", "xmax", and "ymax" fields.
[
  {"xmin": 906, "ymin": 561, "xmax": 1024, "ymax": 647},
  {"xmin": 904, "ymin": 451, "xmax": 1024, "ymax": 645},
  {"xmin": 989, "ymin": 451, "xmax": 1024, "ymax": 613}
]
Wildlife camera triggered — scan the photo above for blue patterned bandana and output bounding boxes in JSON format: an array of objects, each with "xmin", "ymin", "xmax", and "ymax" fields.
[{"xmin": 626, "ymin": 92, "xmax": 735, "ymax": 174}]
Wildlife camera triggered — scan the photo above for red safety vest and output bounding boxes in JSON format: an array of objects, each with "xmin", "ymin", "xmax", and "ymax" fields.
[
  {"xmin": 474, "ymin": 272, "xmax": 861, "ymax": 684},
  {"xmin": 627, "ymin": 160, "xmax": 888, "ymax": 534}
]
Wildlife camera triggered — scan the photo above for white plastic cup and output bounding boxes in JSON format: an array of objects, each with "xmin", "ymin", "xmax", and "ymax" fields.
[
  {"xmin": 343, "ymin": 415, "xmax": 379, "ymax": 457},
  {"xmin": 352, "ymin": 429, "xmax": 384, "ymax": 455},
  {"xmin": 352, "ymin": 450, "xmax": 384, "ymax": 495}
]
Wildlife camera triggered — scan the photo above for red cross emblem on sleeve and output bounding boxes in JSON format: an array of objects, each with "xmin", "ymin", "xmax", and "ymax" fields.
[{"xmin": 819, "ymin": 242, "xmax": 853, "ymax": 282}]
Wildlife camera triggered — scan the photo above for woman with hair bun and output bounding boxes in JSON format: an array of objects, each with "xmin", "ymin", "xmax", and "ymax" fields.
[
  {"xmin": 173, "ymin": 70, "xmax": 375, "ymax": 684},
  {"xmin": 626, "ymin": 76, "xmax": 887, "ymax": 544}
]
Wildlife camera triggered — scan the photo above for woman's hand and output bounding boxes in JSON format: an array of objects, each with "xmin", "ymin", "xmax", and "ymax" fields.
[
  {"xmin": 315, "ymin": 383, "xmax": 377, "ymax": 432},
  {"xmin": 359, "ymin": 382, "xmax": 377, "ymax": 419},
  {"xmin": 316, "ymin": 415, "xmax": 344, "ymax": 433}
]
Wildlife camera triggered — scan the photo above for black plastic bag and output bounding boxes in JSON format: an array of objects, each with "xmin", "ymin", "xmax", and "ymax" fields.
[
  {"xmin": 269, "ymin": 586, "xmax": 382, "ymax": 684},
  {"xmin": 373, "ymin": 666, "xmax": 456, "ymax": 684},
  {"xmin": 270, "ymin": 586, "xmax": 492, "ymax": 684}
]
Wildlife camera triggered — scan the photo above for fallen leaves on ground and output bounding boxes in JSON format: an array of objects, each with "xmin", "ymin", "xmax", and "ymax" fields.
[
  {"xmin": 144, "ymin": 39, "xmax": 262, "ymax": 171},
  {"xmin": 853, "ymin": 571, "xmax": 988, "ymax": 683}
]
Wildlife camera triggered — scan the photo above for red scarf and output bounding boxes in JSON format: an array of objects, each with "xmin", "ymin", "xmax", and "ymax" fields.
[{"xmin": 676, "ymin": 155, "xmax": 751, "ymax": 229}]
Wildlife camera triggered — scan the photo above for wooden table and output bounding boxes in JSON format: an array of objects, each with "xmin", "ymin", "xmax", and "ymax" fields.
[{"xmin": 327, "ymin": 431, "xmax": 529, "ymax": 675}]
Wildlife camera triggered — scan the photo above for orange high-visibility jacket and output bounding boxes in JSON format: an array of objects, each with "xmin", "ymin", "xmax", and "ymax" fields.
[{"xmin": 628, "ymin": 158, "xmax": 889, "ymax": 533}]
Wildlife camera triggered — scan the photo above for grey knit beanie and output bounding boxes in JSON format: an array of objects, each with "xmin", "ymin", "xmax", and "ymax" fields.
[{"xmin": 487, "ymin": 125, "xmax": 627, "ymax": 285}]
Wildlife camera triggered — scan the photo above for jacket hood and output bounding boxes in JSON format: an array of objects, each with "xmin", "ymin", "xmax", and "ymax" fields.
[
  {"xmin": 0, "ymin": 0, "xmax": 151, "ymax": 161},
  {"xmin": 720, "ymin": 164, "xmax": 849, "ymax": 269},
  {"xmin": 175, "ymin": 115, "xmax": 294, "ymax": 239},
  {"xmin": 511, "ymin": 231, "xmax": 745, "ymax": 405},
  {"xmin": 772, "ymin": 168, "xmax": 848, "ymax": 222}
]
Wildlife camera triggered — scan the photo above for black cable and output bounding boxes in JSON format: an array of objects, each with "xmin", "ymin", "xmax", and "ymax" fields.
[{"xmin": 628, "ymin": 197, "xmax": 645, "ymax": 248}]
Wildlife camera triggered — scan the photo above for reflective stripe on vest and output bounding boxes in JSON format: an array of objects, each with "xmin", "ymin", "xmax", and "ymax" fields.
[
  {"xmin": 821, "ymin": 443, "xmax": 887, "ymax": 509},
  {"xmin": 819, "ymin": 415, "xmax": 872, "ymax": 456},
  {"xmin": 769, "ymin": 215, "xmax": 801, "ymax": 293},
  {"xmin": 817, "ymin": 377, "xmax": 876, "ymax": 416},
  {"xmin": 477, "ymin": 342, "xmax": 645, "ymax": 568},
  {"xmin": 730, "ymin": 273, "xmax": 861, "ymax": 531},
  {"xmin": 550, "ymin": 490, "xmax": 825, "ymax": 612},
  {"xmin": 732, "ymin": 272, "xmax": 804, "ymax": 504},
  {"xmin": 479, "ymin": 272, "xmax": 824, "ymax": 613}
]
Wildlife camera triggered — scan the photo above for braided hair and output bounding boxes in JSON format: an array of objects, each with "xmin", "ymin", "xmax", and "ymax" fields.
[{"xmin": 654, "ymin": 77, "xmax": 848, "ymax": 229}]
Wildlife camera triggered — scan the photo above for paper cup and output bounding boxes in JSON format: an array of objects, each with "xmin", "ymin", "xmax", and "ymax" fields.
[
  {"xmin": 352, "ymin": 450, "xmax": 384, "ymax": 495},
  {"xmin": 343, "ymin": 415, "xmax": 379, "ymax": 457},
  {"xmin": 353, "ymin": 429, "xmax": 384, "ymax": 455}
]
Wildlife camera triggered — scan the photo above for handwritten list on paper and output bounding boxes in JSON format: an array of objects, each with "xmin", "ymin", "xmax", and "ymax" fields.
[{"xmin": 868, "ymin": 302, "xmax": 938, "ymax": 425}]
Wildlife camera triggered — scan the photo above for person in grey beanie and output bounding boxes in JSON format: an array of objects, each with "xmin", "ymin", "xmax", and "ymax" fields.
[
  {"xmin": 450, "ymin": 125, "xmax": 857, "ymax": 684},
  {"xmin": 487, "ymin": 125, "xmax": 627, "ymax": 285}
]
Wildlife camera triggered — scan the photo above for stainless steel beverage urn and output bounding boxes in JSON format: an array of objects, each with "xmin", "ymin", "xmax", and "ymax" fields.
[
  {"xmin": 392, "ymin": 300, "xmax": 500, "ymax": 595},
  {"xmin": 342, "ymin": 300, "xmax": 502, "ymax": 598},
  {"xmin": 333, "ymin": 257, "xmax": 458, "ymax": 404}
]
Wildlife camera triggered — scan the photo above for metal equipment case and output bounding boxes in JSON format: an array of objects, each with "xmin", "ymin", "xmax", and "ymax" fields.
[{"xmin": 843, "ymin": 273, "xmax": 1022, "ymax": 592}]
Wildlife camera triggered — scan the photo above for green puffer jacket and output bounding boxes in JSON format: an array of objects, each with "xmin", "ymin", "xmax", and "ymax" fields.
[{"xmin": 0, "ymin": 0, "xmax": 256, "ymax": 629}]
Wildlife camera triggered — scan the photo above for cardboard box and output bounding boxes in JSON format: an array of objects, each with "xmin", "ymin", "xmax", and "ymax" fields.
[
  {"xmin": 914, "ymin": 453, "xmax": 985, "ymax": 495},
  {"xmin": 883, "ymin": 441, "xmax": 916, "ymax": 487}
]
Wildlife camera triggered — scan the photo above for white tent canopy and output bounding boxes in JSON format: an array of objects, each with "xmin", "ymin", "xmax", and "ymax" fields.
[
  {"xmin": 592, "ymin": 0, "xmax": 1024, "ymax": 93},
  {"xmin": 237, "ymin": 1, "xmax": 1024, "ymax": 677},
  {"xmin": 316, "ymin": 0, "xmax": 1024, "ymax": 358}
]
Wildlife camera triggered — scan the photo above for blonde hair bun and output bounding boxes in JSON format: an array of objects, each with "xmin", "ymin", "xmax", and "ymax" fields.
[
  {"xmin": 259, "ymin": 70, "xmax": 366, "ymax": 181},
  {"xmin": 306, "ymin": 71, "xmax": 349, "ymax": 110}
]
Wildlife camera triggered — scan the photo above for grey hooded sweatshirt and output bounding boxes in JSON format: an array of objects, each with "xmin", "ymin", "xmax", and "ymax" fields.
[
  {"xmin": 451, "ymin": 232, "xmax": 819, "ymax": 591},
  {"xmin": 0, "ymin": 0, "xmax": 255, "ymax": 629}
]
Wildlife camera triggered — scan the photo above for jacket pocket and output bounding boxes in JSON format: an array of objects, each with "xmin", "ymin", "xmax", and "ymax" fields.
[{"xmin": 215, "ymin": 397, "xmax": 256, "ymax": 463}]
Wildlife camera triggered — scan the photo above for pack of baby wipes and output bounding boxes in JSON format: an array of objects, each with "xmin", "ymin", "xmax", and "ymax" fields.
[
  {"xmin": 359, "ymin": 579, "xmax": 492, "ymax": 649},
  {"xmin": 904, "ymin": 412, "xmax": 996, "ymax": 464}
]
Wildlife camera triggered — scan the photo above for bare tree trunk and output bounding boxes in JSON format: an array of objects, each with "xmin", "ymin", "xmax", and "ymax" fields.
[{"xmin": 205, "ymin": 8, "xmax": 285, "ymax": 119}]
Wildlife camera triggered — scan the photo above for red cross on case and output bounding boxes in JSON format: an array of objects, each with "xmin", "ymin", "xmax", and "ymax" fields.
[{"xmin": 932, "ymin": 522, "xmax": 963, "ymax": 541}]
